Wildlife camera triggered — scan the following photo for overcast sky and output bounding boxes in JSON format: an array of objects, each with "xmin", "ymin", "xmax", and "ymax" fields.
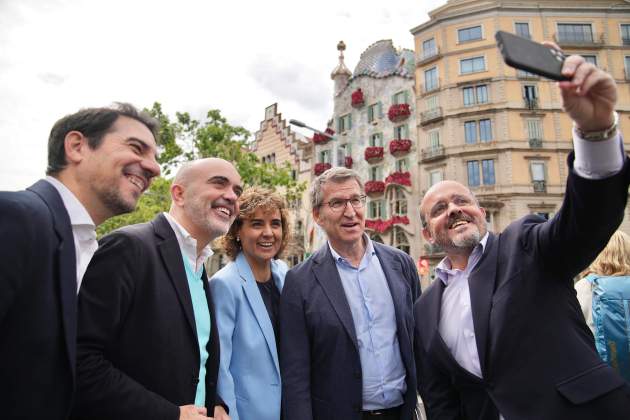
[{"xmin": 0, "ymin": 0, "xmax": 444, "ymax": 190}]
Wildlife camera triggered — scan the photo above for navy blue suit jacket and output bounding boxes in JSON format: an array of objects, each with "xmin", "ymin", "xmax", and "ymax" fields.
[
  {"xmin": 0, "ymin": 180, "xmax": 77, "ymax": 419},
  {"xmin": 414, "ymin": 155, "xmax": 630, "ymax": 420},
  {"xmin": 280, "ymin": 241, "xmax": 421, "ymax": 420}
]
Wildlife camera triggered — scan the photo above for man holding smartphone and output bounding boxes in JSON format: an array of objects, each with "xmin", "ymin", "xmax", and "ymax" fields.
[{"xmin": 414, "ymin": 51, "xmax": 630, "ymax": 420}]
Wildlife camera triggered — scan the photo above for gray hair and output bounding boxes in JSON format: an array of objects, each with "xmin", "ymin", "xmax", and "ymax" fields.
[{"xmin": 310, "ymin": 167, "xmax": 364, "ymax": 209}]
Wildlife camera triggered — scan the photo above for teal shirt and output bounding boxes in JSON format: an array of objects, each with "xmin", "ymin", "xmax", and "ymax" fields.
[{"xmin": 183, "ymin": 257, "xmax": 211, "ymax": 407}]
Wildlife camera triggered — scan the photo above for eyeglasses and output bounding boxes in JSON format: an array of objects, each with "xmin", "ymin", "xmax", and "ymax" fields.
[{"xmin": 322, "ymin": 195, "xmax": 367, "ymax": 212}]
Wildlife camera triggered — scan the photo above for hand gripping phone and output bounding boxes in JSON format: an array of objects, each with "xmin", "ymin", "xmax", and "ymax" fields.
[{"xmin": 495, "ymin": 30, "xmax": 570, "ymax": 81}]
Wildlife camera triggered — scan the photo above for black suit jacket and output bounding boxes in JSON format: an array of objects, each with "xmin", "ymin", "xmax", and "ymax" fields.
[
  {"xmin": 0, "ymin": 180, "xmax": 77, "ymax": 420},
  {"xmin": 280, "ymin": 241, "xmax": 421, "ymax": 420},
  {"xmin": 415, "ymin": 155, "xmax": 630, "ymax": 420},
  {"xmin": 72, "ymin": 213, "xmax": 221, "ymax": 420}
]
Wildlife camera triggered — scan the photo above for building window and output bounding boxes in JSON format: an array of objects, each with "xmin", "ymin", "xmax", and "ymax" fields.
[
  {"xmin": 429, "ymin": 169, "xmax": 443, "ymax": 186},
  {"xmin": 395, "ymin": 158, "xmax": 409, "ymax": 172},
  {"xmin": 460, "ymin": 56, "xmax": 485, "ymax": 74},
  {"xmin": 625, "ymin": 56, "xmax": 630, "ymax": 79},
  {"xmin": 319, "ymin": 150, "xmax": 331, "ymax": 164},
  {"xmin": 370, "ymin": 133, "xmax": 384, "ymax": 147},
  {"xmin": 393, "ymin": 226, "xmax": 410, "ymax": 255},
  {"xmin": 458, "ymin": 25, "xmax": 482, "ymax": 43},
  {"xmin": 531, "ymin": 161, "xmax": 546, "ymax": 182},
  {"xmin": 467, "ymin": 159, "xmax": 495, "ymax": 186},
  {"xmin": 393, "ymin": 90, "xmax": 408, "ymax": 105},
  {"xmin": 422, "ymin": 38, "xmax": 437, "ymax": 58},
  {"xmin": 527, "ymin": 119, "xmax": 543, "ymax": 141},
  {"xmin": 463, "ymin": 84, "xmax": 488, "ymax": 106},
  {"xmin": 581, "ymin": 55, "xmax": 597, "ymax": 66},
  {"xmin": 622, "ymin": 24, "xmax": 630, "ymax": 45},
  {"xmin": 465, "ymin": 119, "xmax": 492, "ymax": 144},
  {"xmin": 367, "ymin": 102, "xmax": 382, "ymax": 123},
  {"xmin": 394, "ymin": 125, "xmax": 409, "ymax": 140},
  {"xmin": 426, "ymin": 95, "xmax": 439, "ymax": 110},
  {"xmin": 557, "ymin": 23, "xmax": 593, "ymax": 43},
  {"xmin": 369, "ymin": 200, "xmax": 385, "ymax": 219},
  {"xmin": 428, "ymin": 130, "xmax": 440, "ymax": 148},
  {"xmin": 424, "ymin": 67, "xmax": 438, "ymax": 92},
  {"xmin": 392, "ymin": 188, "xmax": 408, "ymax": 216},
  {"xmin": 515, "ymin": 22, "xmax": 530, "ymax": 39},
  {"xmin": 369, "ymin": 166, "xmax": 383, "ymax": 181},
  {"xmin": 337, "ymin": 113, "xmax": 352, "ymax": 132},
  {"xmin": 523, "ymin": 84, "xmax": 537, "ymax": 109},
  {"xmin": 337, "ymin": 144, "xmax": 351, "ymax": 166}
]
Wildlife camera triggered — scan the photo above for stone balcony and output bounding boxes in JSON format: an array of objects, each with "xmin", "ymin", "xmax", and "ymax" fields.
[
  {"xmin": 420, "ymin": 107, "xmax": 443, "ymax": 126},
  {"xmin": 421, "ymin": 145, "xmax": 445, "ymax": 162}
]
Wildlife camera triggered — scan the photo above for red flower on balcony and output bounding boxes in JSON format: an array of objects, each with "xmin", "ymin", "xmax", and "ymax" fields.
[
  {"xmin": 364, "ymin": 146, "xmax": 384, "ymax": 162},
  {"xmin": 351, "ymin": 88, "xmax": 365, "ymax": 108},
  {"xmin": 385, "ymin": 171, "xmax": 411, "ymax": 187},
  {"xmin": 388, "ymin": 103, "xmax": 411, "ymax": 122},
  {"xmin": 389, "ymin": 139, "xmax": 412, "ymax": 156},
  {"xmin": 344, "ymin": 156, "xmax": 353, "ymax": 168},
  {"xmin": 312, "ymin": 128, "xmax": 335, "ymax": 144},
  {"xmin": 314, "ymin": 162, "xmax": 331, "ymax": 176},
  {"xmin": 365, "ymin": 216, "xmax": 410, "ymax": 233},
  {"xmin": 365, "ymin": 180, "xmax": 385, "ymax": 195}
]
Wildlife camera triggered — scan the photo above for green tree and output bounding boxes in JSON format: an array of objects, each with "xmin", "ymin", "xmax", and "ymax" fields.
[{"xmin": 97, "ymin": 103, "xmax": 305, "ymax": 237}]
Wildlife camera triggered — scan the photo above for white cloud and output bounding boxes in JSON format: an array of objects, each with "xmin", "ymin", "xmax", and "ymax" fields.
[{"xmin": 0, "ymin": 0, "xmax": 443, "ymax": 190}]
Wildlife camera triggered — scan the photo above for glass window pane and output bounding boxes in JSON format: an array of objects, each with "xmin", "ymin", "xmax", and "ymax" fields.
[
  {"xmin": 465, "ymin": 121, "xmax": 477, "ymax": 144},
  {"xmin": 622, "ymin": 25, "xmax": 630, "ymax": 43},
  {"xmin": 467, "ymin": 161, "xmax": 480, "ymax": 186},
  {"xmin": 425, "ymin": 68, "xmax": 437, "ymax": 90},
  {"xmin": 482, "ymin": 159, "xmax": 495, "ymax": 185},
  {"xmin": 463, "ymin": 87, "xmax": 474, "ymax": 106},
  {"xmin": 531, "ymin": 162, "xmax": 545, "ymax": 181},
  {"xmin": 515, "ymin": 23, "xmax": 530, "ymax": 38},
  {"xmin": 476, "ymin": 85, "xmax": 488, "ymax": 103},
  {"xmin": 479, "ymin": 119, "xmax": 492, "ymax": 142},
  {"xmin": 423, "ymin": 38, "xmax": 436, "ymax": 57},
  {"xmin": 582, "ymin": 55, "xmax": 597, "ymax": 65},
  {"xmin": 426, "ymin": 96, "xmax": 438, "ymax": 110},
  {"xmin": 429, "ymin": 131, "xmax": 440, "ymax": 147}
]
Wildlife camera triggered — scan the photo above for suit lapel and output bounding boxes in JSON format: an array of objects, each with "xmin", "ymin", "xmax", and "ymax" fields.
[
  {"xmin": 28, "ymin": 180, "xmax": 77, "ymax": 376},
  {"xmin": 312, "ymin": 246, "xmax": 359, "ymax": 351},
  {"xmin": 468, "ymin": 233, "xmax": 498, "ymax": 378},
  {"xmin": 153, "ymin": 214, "xmax": 198, "ymax": 343},
  {"xmin": 236, "ymin": 253, "xmax": 280, "ymax": 375},
  {"xmin": 374, "ymin": 245, "xmax": 409, "ymax": 344}
]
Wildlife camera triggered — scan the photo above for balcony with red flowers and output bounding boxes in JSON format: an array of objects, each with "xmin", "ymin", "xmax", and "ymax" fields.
[
  {"xmin": 389, "ymin": 139, "xmax": 412, "ymax": 156},
  {"xmin": 312, "ymin": 128, "xmax": 335, "ymax": 145},
  {"xmin": 388, "ymin": 103, "xmax": 411, "ymax": 122},
  {"xmin": 365, "ymin": 180, "xmax": 385, "ymax": 197},
  {"xmin": 365, "ymin": 215, "xmax": 410, "ymax": 233},
  {"xmin": 364, "ymin": 146, "xmax": 384, "ymax": 163},
  {"xmin": 385, "ymin": 171, "xmax": 411, "ymax": 187},
  {"xmin": 351, "ymin": 88, "xmax": 365, "ymax": 108},
  {"xmin": 314, "ymin": 162, "xmax": 331, "ymax": 176},
  {"xmin": 344, "ymin": 156, "xmax": 353, "ymax": 168}
]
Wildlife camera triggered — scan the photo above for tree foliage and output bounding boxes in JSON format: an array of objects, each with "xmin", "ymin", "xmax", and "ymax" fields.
[{"xmin": 97, "ymin": 102, "xmax": 305, "ymax": 237}]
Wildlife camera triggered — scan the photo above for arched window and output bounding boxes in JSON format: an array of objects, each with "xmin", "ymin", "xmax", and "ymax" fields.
[
  {"xmin": 390, "ymin": 187, "xmax": 408, "ymax": 216},
  {"xmin": 392, "ymin": 226, "xmax": 410, "ymax": 255}
]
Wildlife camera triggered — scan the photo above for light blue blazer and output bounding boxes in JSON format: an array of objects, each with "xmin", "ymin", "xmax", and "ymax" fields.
[{"xmin": 210, "ymin": 252, "xmax": 288, "ymax": 420}]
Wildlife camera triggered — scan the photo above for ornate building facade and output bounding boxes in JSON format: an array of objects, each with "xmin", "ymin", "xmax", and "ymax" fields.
[{"xmin": 411, "ymin": 0, "xmax": 630, "ymax": 281}]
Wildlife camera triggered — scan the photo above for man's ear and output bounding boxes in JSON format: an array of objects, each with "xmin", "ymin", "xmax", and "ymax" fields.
[
  {"xmin": 422, "ymin": 225, "xmax": 434, "ymax": 244},
  {"xmin": 312, "ymin": 206, "xmax": 321, "ymax": 225},
  {"xmin": 170, "ymin": 183, "xmax": 185, "ymax": 207},
  {"xmin": 64, "ymin": 131, "xmax": 88, "ymax": 165}
]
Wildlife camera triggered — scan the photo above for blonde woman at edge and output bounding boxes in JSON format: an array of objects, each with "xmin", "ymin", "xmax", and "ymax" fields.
[
  {"xmin": 575, "ymin": 230, "xmax": 630, "ymax": 332},
  {"xmin": 210, "ymin": 187, "xmax": 290, "ymax": 420}
]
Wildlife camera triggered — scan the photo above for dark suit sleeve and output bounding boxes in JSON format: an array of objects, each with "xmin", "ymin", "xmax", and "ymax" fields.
[
  {"xmin": 74, "ymin": 232, "xmax": 179, "ymax": 420},
  {"xmin": 0, "ymin": 197, "xmax": 34, "ymax": 323},
  {"xmin": 279, "ymin": 269, "xmax": 313, "ymax": 420},
  {"xmin": 414, "ymin": 319, "xmax": 462, "ymax": 420}
]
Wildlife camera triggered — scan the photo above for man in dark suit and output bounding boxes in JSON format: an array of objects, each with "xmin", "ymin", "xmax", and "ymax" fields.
[
  {"xmin": 73, "ymin": 158, "xmax": 242, "ymax": 420},
  {"xmin": 414, "ymin": 55, "xmax": 630, "ymax": 419},
  {"xmin": 280, "ymin": 167, "xmax": 421, "ymax": 420},
  {"xmin": 0, "ymin": 104, "xmax": 160, "ymax": 420}
]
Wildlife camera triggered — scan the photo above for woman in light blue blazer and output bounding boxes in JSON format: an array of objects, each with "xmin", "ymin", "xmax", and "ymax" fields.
[{"xmin": 210, "ymin": 187, "xmax": 290, "ymax": 420}]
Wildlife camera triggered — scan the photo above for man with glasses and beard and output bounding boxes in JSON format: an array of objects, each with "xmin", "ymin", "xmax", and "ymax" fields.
[
  {"xmin": 280, "ymin": 167, "xmax": 421, "ymax": 420},
  {"xmin": 414, "ymin": 54, "xmax": 630, "ymax": 419},
  {"xmin": 0, "ymin": 103, "xmax": 160, "ymax": 420},
  {"xmin": 73, "ymin": 158, "xmax": 242, "ymax": 420}
]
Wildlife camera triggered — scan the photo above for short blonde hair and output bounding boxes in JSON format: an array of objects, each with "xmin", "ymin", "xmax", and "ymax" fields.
[
  {"xmin": 584, "ymin": 230, "xmax": 630, "ymax": 277},
  {"xmin": 221, "ymin": 186, "xmax": 290, "ymax": 260}
]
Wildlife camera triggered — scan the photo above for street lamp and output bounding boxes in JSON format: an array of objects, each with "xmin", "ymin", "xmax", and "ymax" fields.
[{"xmin": 289, "ymin": 119, "xmax": 334, "ymax": 140}]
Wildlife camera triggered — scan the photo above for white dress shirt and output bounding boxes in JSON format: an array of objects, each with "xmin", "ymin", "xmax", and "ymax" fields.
[
  {"xmin": 163, "ymin": 212, "xmax": 214, "ymax": 273},
  {"xmin": 435, "ymin": 130, "xmax": 624, "ymax": 419},
  {"xmin": 45, "ymin": 176, "xmax": 97, "ymax": 292}
]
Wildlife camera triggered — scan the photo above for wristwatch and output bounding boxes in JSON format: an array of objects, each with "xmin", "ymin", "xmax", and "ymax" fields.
[{"xmin": 574, "ymin": 112, "xmax": 619, "ymax": 142}]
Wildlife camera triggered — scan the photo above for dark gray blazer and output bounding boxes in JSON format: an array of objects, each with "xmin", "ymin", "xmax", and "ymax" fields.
[
  {"xmin": 280, "ymin": 241, "xmax": 421, "ymax": 420},
  {"xmin": 0, "ymin": 180, "xmax": 77, "ymax": 420}
]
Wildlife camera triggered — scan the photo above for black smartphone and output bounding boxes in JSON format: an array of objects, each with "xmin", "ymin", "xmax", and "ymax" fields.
[{"xmin": 495, "ymin": 30, "xmax": 569, "ymax": 81}]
